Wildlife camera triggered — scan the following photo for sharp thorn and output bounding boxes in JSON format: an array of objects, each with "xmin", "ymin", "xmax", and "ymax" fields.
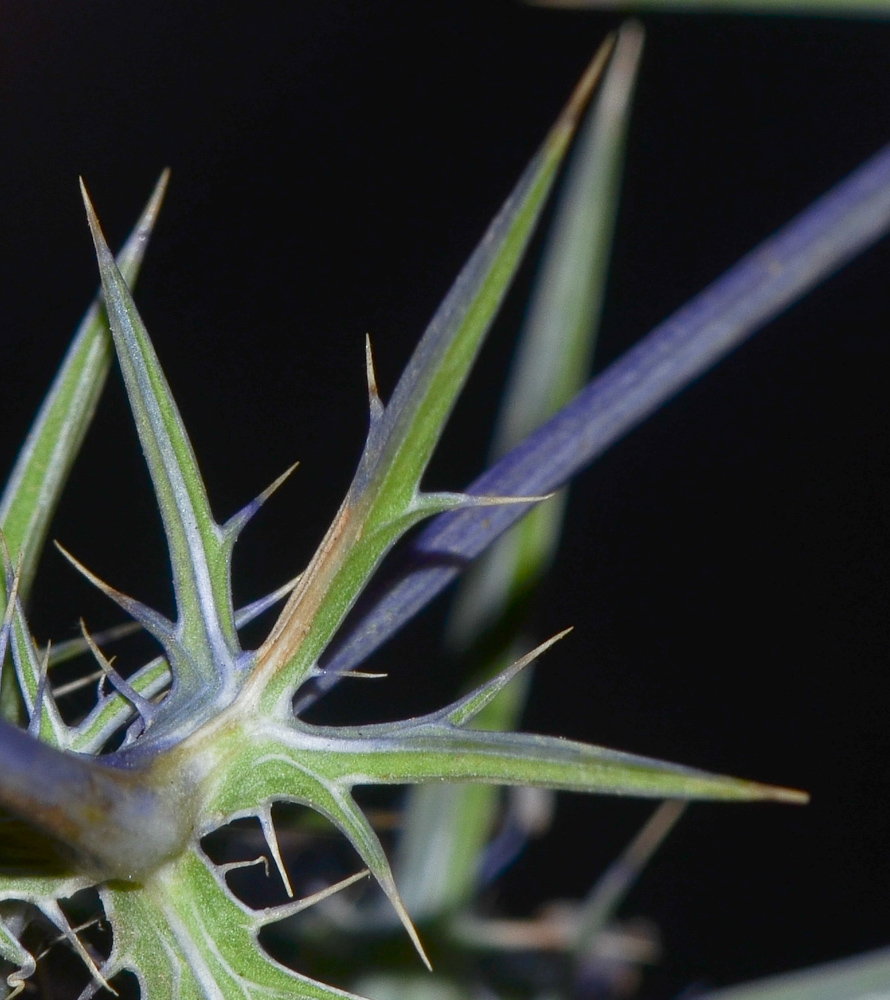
[
  {"xmin": 259, "ymin": 808, "xmax": 294, "ymax": 898},
  {"xmin": 224, "ymin": 463, "xmax": 300, "ymax": 538},
  {"xmin": 79, "ymin": 620, "xmax": 156, "ymax": 728},
  {"xmin": 255, "ymin": 869, "xmax": 370, "ymax": 927},
  {"xmin": 365, "ymin": 335, "xmax": 385, "ymax": 421}
]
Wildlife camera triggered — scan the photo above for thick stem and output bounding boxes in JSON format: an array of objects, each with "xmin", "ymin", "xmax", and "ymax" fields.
[{"xmin": 0, "ymin": 718, "xmax": 194, "ymax": 882}]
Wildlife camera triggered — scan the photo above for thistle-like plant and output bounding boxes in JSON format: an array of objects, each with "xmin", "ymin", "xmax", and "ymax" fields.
[{"xmin": 0, "ymin": 31, "xmax": 889, "ymax": 1000}]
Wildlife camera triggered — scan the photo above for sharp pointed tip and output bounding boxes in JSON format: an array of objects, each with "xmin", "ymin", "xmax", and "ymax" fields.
[
  {"xmin": 556, "ymin": 32, "xmax": 616, "ymax": 134},
  {"xmin": 388, "ymin": 886, "xmax": 432, "ymax": 971},
  {"xmin": 79, "ymin": 177, "xmax": 96, "ymax": 217},
  {"xmin": 729, "ymin": 778, "xmax": 808, "ymax": 805},
  {"xmin": 413, "ymin": 929, "xmax": 433, "ymax": 972},
  {"xmin": 365, "ymin": 334, "xmax": 383, "ymax": 412},
  {"xmin": 79, "ymin": 182, "xmax": 112, "ymax": 257},
  {"xmin": 259, "ymin": 461, "xmax": 300, "ymax": 504},
  {"xmin": 228, "ymin": 461, "xmax": 301, "ymax": 536},
  {"xmin": 259, "ymin": 808, "xmax": 295, "ymax": 899},
  {"xmin": 143, "ymin": 168, "xmax": 172, "ymax": 223},
  {"xmin": 766, "ymin": 785, "xmax": 810, "ymax": 805},
  {"xmin": 53, "ymin": 539, "xmax": 74, "ymax": 562},
  {"xmin": 514, "ymin": 627, "xmax": 574, "ymax": 669}
]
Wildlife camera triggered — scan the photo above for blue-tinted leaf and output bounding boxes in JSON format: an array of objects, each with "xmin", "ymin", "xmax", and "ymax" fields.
[
  {"xmin": 320, "ymin": 137, "xmax": 890, "ymax": 685},
  {"xmin": 81, "ymin": 185, "xmax": 241, "ymax": 714}
]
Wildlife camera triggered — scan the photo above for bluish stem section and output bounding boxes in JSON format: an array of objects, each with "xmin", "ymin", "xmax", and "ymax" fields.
[
  {"xmin": 317, "ymin": 139, "xmax": 890, "ymax": 687},
  {"xmin": 0, "ymin": 717, "xmax": 190, "ymax": 881}
]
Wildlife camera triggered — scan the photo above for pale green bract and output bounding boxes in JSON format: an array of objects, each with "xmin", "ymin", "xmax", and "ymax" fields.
[{"xmin": 0, "ymin": 39, "xmax": 802, "ymax": 1000}]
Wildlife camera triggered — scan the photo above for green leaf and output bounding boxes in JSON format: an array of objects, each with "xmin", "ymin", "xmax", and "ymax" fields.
[
  {"xmin": 318, "ymin": 641, "xmax": 800, "ymax": 806},
  {"xmin": 81, "ymin": 184, "xmax": 241, "ymax": 717},
  {"xmin": 283, "ymin": 723, "xmax": 805, "ymax": 803},
  {"xmin": 99, "ymin": 847, "xmax": 367, "ymax": 1000},
  {"xmin": 450, "ymin": 20, "xmax": 643, "ymax": 641},
  {"xmin": 8, "ymin": 599, "xmax": 71, "ymax": 749},
  {"xmin": 0, "ymin": 171, "xmax": 169, "ymax": 611},
  {"xmin": 238, "ymin": 634, "xmax": 803, "ymax": 809},
  {"xmin": 202, "ymin": 732, "xmax": 433, "ymax": 971},
  {"xmin": 203, "ymin": 672, "xmax": 802, "ymax": 984},
  {"xmin": 0, "ymin": 871, "xmax": 96, "ymax": 996},
  {"xmin": 250, "ymin": 38, "xmax": 618, "ymax": 714},
  {"xmin": 398, "ymin": 22, "xmax": 644, "ymax": 919}
]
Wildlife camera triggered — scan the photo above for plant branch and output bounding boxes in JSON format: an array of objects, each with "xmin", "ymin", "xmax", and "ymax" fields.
[
  {"xmin": 0, "ymin": 717, "xmax": 192, "ymax": 881},
  {"xmin": 313, "ymin": 138, "xmax": 890, "ymax": 693}
]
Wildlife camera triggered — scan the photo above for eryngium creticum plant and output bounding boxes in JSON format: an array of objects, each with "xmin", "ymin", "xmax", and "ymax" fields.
[{"xmin": 1, "ymin": 33, "xmax": 889, "ymax": 999}]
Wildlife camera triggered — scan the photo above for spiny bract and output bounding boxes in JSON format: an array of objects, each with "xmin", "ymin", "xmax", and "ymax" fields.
[{"xmin": 0, "ymin": 41, "xmax": 801, "ymax": 1000}]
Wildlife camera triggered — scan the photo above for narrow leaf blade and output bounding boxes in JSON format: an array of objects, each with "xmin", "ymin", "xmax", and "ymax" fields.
[
  {"xmin": 253, "ymin": 40, "xmax": 616, "ymax": 709},
  {"xmin": 81, "ymin": 184, "xmax": 239, "ymax": 700},
  {"xmin": 355, "ymin": 38, "xmax": 616, "ymax": 512},
  {"xmin": 396, "ymin": 24, "xmax": 643, "ymax": 915},
  {"xmin": 9, "ymin": 600, "xmax": 71, "ymax": 749},
  {"xmin": 0, "ymin": 171, "xmax": 169, "ymax": 610},
  {"xmin": 312, "ymin": 725, "xmax": 807, "ymax": 804}
]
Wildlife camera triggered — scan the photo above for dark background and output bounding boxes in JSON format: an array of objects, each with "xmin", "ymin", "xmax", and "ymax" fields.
[{"xmin": 0, "ymin": 1, "xmax": 888, "ymax": 996}]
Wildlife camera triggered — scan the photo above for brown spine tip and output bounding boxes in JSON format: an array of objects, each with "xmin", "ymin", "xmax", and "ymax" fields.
[
  {"xmin": 554, "ymin": 32, "xmax": 617, "ymax": 136},
  {"xmin": 756, "ymin": 782, "xmax": 810, "ymax": 805}
]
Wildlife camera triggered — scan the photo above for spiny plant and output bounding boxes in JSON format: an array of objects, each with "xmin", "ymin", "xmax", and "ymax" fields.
[{"xmin": 0, "ymin": 27, "xmax": 889, "ymax": 1000}]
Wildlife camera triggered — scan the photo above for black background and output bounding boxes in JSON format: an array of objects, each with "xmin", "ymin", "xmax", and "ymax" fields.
[{"xmin": 1, "ymin": 1, "xmax": 888, "ymax": 996}]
